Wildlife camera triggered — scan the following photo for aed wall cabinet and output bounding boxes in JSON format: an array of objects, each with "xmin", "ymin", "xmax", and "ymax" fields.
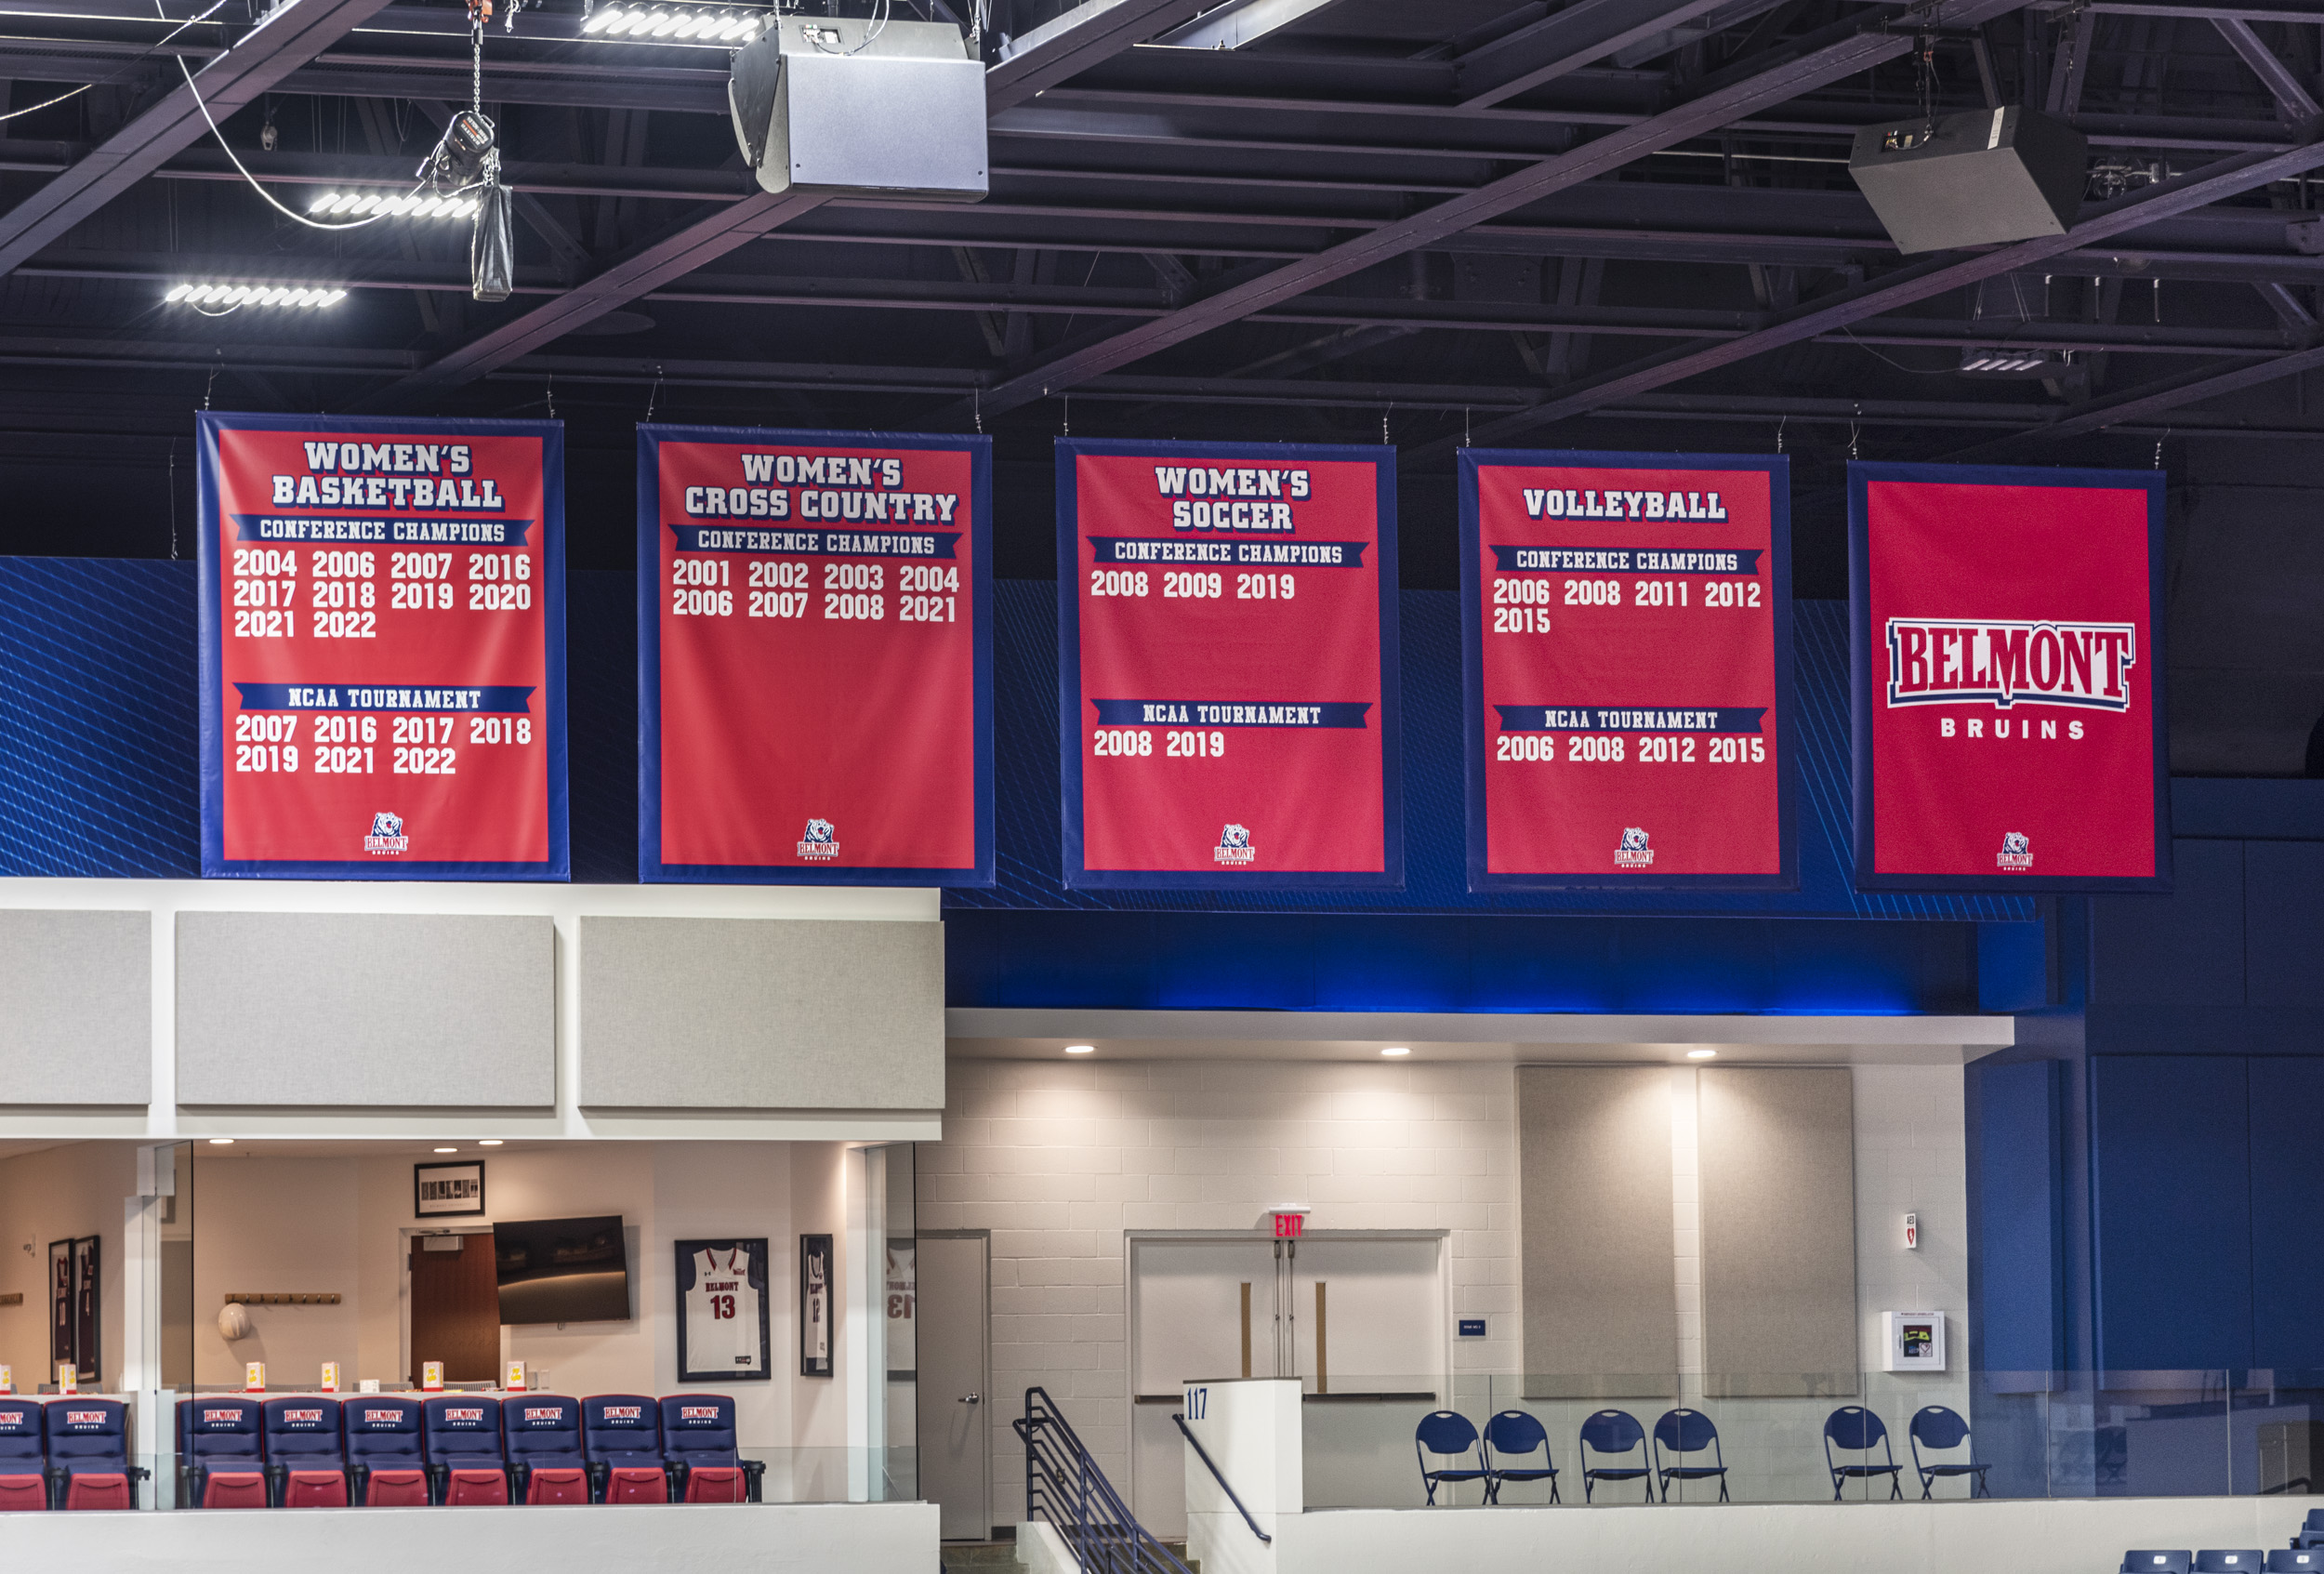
[{"xmin": 1882, "ymin": 1311, "xmax": 1947, "ymax": 1372}]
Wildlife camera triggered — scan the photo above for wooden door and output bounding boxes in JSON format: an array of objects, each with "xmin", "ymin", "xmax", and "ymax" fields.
[{"xmin": 409, "ymin": 1234, "xmax": 501, "ymax": 1383}]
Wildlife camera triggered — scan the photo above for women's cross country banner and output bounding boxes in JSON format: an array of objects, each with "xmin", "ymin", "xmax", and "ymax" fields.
[
  {"xmin": 1459, "ymin": 449, "xmax": 1796, "ymax": 890},
  {"xmin": 639, "ymin": 425, "xmax": 992, "ymax": 884},
  {"xmin": 1849, "ymin": 461, "xmax": 2170, "ymax": 893},
  {"xmin": 197, "ymin": 412, "xmax": 567, "ymax": 880},
  {"xmin": 1059, "ymin": 438, "xmax": 1401, "ymax": 889}
]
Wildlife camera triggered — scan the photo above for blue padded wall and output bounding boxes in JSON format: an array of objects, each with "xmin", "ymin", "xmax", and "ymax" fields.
[
  {"xmin": 2091, "ymin": 1053, "xmax": 2254, "ymax": 1375},
  {"xmin": 1975, "ymin": 1058, "xmax": 2065, "ymax": 1378},
  {"xmin": 2249, "ymin": 1057, "xmax": 2324, "ymax": 1372}
]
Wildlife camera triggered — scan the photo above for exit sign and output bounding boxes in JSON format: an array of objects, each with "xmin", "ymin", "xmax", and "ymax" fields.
[{"xmin": 1272, "ymin": 1210, "xmax": 1306, "ymax": 1239}]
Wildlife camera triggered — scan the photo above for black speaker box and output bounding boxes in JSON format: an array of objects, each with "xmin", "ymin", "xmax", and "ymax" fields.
[{"xmin": 1848, "ymin": 105, "xmax": 2088, "ymax": 255}]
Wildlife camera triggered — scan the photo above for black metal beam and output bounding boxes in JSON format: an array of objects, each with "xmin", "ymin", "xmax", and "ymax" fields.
[
  {"xmin": 1454, "ymin": 0, "xmax": 1744, "ymax": 107},
  {"xmin": 0, "ymin": 0, "xmax": 395, "ymax": 278},
  {"xmin": 1949, "ymin": 335, "xmax": 2324, "ymax": 452},
  {"xmin": 2212, "ymin": 17, "xmax": 2323, "ymax": 121}
]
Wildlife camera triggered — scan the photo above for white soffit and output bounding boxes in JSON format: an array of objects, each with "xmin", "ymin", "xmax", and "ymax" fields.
[{"xmin": 946, "ymin": 1009, "xmax": 2016, "ymax": 1065}]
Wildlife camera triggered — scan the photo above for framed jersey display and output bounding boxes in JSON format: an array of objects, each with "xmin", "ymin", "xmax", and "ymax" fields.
[
  {"xmin": 799, "ymin": 1234, "xmax": 834, "ymax": 1379},
  {"xmin": 676, "ymin": 1238, "xmax": 771, "ymax": 1383}
]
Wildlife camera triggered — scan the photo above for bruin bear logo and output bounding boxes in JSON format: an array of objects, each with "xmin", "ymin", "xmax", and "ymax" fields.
[
  {"xmin": 1998, "ymin": 830, "xmax": 2034, "ymax": 871},
  {"xmin": 797, "ymin": 817, "xmax": 840, "ymax": 860},
  {"xmin": 370, "ymin": 811, "xmax": 403, "ymax": 839},
  {"xmin": 1620, "ymin": 827, "xmax": 1650, "ymax": 852},
  {"xmin": 1213, "ymin": 823, "xmax": 1256, "ymax": 866},
  {"xmin": 1614, "ymin": 827, "xmax": 1656, "ymax": 869},
  {"xmin": 2003, "ymin": 832, "xmax": 2028, "ymax": 855},
  {"xmin": 1220, "ymin": 824, "xmax": 1250, "ymax": 849},
  {"xmin": 364, "ymin": 810, "xmax": 409, "ymax": 857}
]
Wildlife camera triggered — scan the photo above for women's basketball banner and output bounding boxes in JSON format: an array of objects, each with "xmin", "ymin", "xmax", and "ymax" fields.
[
  {"xmin": 1849, "ymin": 461, "xmax": 2170, "ymax": 892},
  {"xmin": 1058, "ymin": 438, "xmax": 1400, "ymax": 889},
  {"xmin": 197, "ymin": 412, "xmax": 567, "ymax": 880},
  {"xmin": 639, "ymin": 425, "xmax": 992, "ymax": 884},
  {"xmin": 1459, "ymin": 449, "xmax": 1796, "ymax": 890}
]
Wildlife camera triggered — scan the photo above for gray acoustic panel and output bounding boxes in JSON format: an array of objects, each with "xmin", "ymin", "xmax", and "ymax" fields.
[
  {"xmin": 1517, "ymin": 1065, "xmax": 1678, "ymax": 1399},
  {"xmin": 577, "ymin": 917, "xmax": 944, "ymax": 1110},
  {"xmin": 176, "ymin": 913, "xmax": 553, "ymax": 1107},
  {"xmin": 0, "ymin": 909, "xmax": 151, "ymax": 1104},
  {"xmin": 1698, "ymin": 1066, "xmax": 1859, "ymax": 1397}
]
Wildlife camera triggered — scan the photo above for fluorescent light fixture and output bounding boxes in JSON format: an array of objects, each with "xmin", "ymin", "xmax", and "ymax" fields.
[
  {"xmin": 1064, "ymin": 1044, "xmax": 1095, "ymax": 1055},
  {"xmin": 1686, "ymin": 1049, "xmax": 1719, "ymax": 1059},
  {"xmin": 478, "ymin": 1139, "xmax": 504, "ymax": 1146},
  {"xmin": 165, "ymin": 283, "xmax": 348, "ymax": 310},
  {"xmin": 207, "ymin": 1138, "xmax": 234, "ymax": 1145},
  {"xmin": 582, "ymin": 3, "xmax": 765, "ymax": 42},
  {"xmin": 1380, "ymin": 1046, "xmax": 1411, "ymax": 1057},
  {"xmin": 306, "ymin": 191, "xmax": 480, "ymax": 221},
  {"xmin": 1958, "ymin": 347, "xmax": 2054, "ymax": 375},
  {"xmin": 433, "ymin": 1146, "xmax": 458, "ymax": 1154},
  {"xmin": 1152, "ymin": 0, "xmax": 1345, "ymax": 49}
]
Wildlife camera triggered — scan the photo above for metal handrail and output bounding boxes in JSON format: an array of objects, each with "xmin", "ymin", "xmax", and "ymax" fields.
[
  {"xmin": 1015, "ymin": 1387, "xmax": 1194, "ymax": 1574},
  {"xmin": 1170, "ymin": 1411, "xmax": 1272, "ymax": 1543}
]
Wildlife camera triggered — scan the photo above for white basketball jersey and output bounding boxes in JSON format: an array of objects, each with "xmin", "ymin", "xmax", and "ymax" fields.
[{"xmin": 684, "ymin": 1247, "xmax": 761, "ymax": 1373}]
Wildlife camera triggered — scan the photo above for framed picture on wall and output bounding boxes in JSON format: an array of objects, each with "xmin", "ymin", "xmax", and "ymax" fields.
[
  {"xmin": 71, "ymin": 1237, "xmax": 99, "ymax": 1385},
  {"xmin": 414, "ymin": 1160, "xmax": 485, "ymax": 1218},
  {"xmin": 675, "ymin": 1238, "xmax": 771, "ymax": 1383},
  {"xmin": 799, "ymin": 1234, "xmax": 834, "ymax": 1379},
  {"xmin": 47, "ymin": 1239, "xmax": 71, "ymax": 1381}
]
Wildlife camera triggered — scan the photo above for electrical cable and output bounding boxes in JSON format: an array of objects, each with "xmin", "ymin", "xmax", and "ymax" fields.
[{"xmin": 0, "ymin": 0, "xmax": 233, "ymax": 125}]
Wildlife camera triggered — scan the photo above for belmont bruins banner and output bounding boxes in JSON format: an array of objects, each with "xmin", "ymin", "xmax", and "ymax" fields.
[
  {"xmin": 638, "ymin": 424, "xmax": 993, "ymax": 884},
  {"xmin": 1058, "ymin": 438, "xmax": 1401, "ymax": 888},
  {"xmin": 1848, "ymin": 461, "xmax": 2170, "ymax": 892},
  {"xmin": 1459, "ymin": 449, "xmax": 1796, "ymax": 890},
  {"xmin": 197, "ymin": 412, "xmax": 567, "ymax": 880}
]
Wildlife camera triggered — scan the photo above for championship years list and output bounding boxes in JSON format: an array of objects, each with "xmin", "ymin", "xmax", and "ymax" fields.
[{"xmin": 198, "ymin": 414, "xmax": 566, "ymax": 879}]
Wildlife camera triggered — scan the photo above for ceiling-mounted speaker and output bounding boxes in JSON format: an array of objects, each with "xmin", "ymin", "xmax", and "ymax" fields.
[
  {"xmin": 1848, "ymin": 105, "xmax": 2088, "ymax": 255},
  {"xmin": 729, "ymin": 16, "xmax": 987, "ymax": 203}
]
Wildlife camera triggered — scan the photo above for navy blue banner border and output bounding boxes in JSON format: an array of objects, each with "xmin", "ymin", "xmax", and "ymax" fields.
[
  {"xmin": 636, "ymin": 422, "xmax": 995, "ymax": 887},
  {"xmin": 196, "ymin": 410, "xmax": 569, "ymax": 881},
  {"xmin": 1057, "ymin": 436, "xmax": 1404, "ymax": 891},
  {"xmin": 1847, "ymin": 459, "xmax": 2172, "ymax": 894},
  {"xmin": 1459, "ymin": 447, "xmax": 1799, "ymax": 893}
]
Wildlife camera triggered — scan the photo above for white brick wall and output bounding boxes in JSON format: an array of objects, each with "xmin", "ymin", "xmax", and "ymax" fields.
[{"xmin": 923, "ymin": 1055, "xmax": 1968, "ymax": 1519}]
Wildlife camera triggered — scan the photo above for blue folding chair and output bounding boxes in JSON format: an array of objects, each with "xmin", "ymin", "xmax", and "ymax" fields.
[
  {"xmin": 1652, "ymin": 1409, "xmax": 1729, "ymax": 1502},
  {"xmin": 1823, "ymin": 1407, "xmax": 1902, "ymax": 1500},
  {"xmin": 1414, "ymin": 1411, "xmax": 1487, "ymax": 1505},
  {"xmin": 2196, "ymin": 1555, "xmax": 2266, "ymax": 1572},
  {"xmin": 1480, "ymin": 1410, "xmax": 1558, "ymax": 1504},
  {"xmin": 2119, "ymin": 1556, "xmax": 2190, "ymax": 1574},
  {"xmin": 1578, "ymin": 1409, "xmax": 1655, "ymax": 1503},
  {"xmin": 1908, "ymin": 1405, "xmax": 1991, "ymax": 1499}
]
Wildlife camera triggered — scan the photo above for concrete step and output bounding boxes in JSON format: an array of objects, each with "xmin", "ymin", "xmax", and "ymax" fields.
[{"xmin": 938, "ymin": 1542, "xmax": 1022, "ymax": 1571}]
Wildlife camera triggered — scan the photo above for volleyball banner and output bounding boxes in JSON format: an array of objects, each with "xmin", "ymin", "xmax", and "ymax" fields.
[
  {"xmin": 1849, "ymin": 461, "xmax": 2170, "ymax": 892},
  {"xmin": 196, "ymin": 412, "xmax": 566, "ymax": 880},
  {"xmin": 640, "ymin": 425, "xmax": 992, "ymax": 884},
  {"xmin": 1459, "ymin": 449, "xmax": 1796, "ymax": 889},
  {"xmin": 1058, "ymin": 438, "xmax": 1400, "ymax": 889}
]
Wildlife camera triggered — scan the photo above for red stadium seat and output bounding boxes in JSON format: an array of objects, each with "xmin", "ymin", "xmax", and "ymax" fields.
[
  {"xmin": 603, "ymin": 1466, "xmax": 667, "ymax": 1503},
  {"xmin": 202, "ymin": 1474, "xmax": 268, "ymax": 1509},
  {"xmin": 363, "ymin": 1471, "xmax": 429, "ymax": 1507},
  {"xmin": 282, "ymin": 1471, "xmax": 350, "ymax": 1508},
  {"xmin": 0, "ymin": 1475, "xmax": 47, "ymax": 1512},
  {"xmin": 443, "ymin": 1469, "xmax": 508, "ymax": 1506},
  {"xmin": 681, "ymin": 1465, "xmax": 746, "ymax": 1503},
  {"xmin": 63, "ymin": 1475, "xmax": 131, "ymax": 1511},
  {"xmin": 524, "ymin": 1467, "xmax": 589, "ymax": 1505}
]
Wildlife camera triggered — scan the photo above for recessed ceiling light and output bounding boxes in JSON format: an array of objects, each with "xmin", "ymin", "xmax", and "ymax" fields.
[
  {"xmin": 432, "ymin": 1146, "xmax": 457, "ymax": 1154},
  {"xmin": 1380, "ymin": 1046, "xmax": 1411, "ymax": 1057},
  {"xmin": 1064, "ymin": 1044, "xmax": 1095, "ymax": 1055},
  {"xmin": 206, "ymin": 1137, "xmax": 234, "ymax": 1145},
  {"xmin": 1686, "ymin": 1049, "xmax": 1719, "ymax": 1059},
  {"xmin": 478, "ymin": 1139, "xmax": 504, "ymax": 1146}
]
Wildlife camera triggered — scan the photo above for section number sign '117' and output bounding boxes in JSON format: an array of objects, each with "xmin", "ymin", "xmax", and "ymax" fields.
[
  {"xmin": 197, "ymin": 412, "xmax": 567, "ymax": 880},
  {"xmin": 1849, "ymin": 461, "xmax": 2169, "ymax": 892},
  {"xmin": 640, "ymin": 425, "xmax": 992, "ymax": 884},
  {"xmin": 1059, "ymin": 438, "xmax": 1401, "ymax": 888},
  {"xmin": 1459, "ymin": 449, "xmax": 1795, "ymax": 889}
]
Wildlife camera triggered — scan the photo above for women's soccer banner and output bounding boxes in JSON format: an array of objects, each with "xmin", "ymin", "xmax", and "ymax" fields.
[
  {"xmin": 639, "ymin": 425, "xmax": 992, "ymax": 884},
  {"xmin": 197, "ymin": 412, "xmax": 567, "ymax": 880},
  {"xmin": 1058, "ymin": 438, "xmax": 1400, "ymax": 889},
  {"xmin": 1849, "ymin": 461, "xmax": 2170, "ymax": 892},
  {"xmin": 1459, "ymin": 449, "xmax": 1796, "ymax": 889}
]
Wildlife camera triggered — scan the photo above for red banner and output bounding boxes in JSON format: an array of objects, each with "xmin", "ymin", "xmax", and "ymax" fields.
[
  {"xmin": 1460, "ymin": 450, "xmax": 1795, "ymax": 889},
  {"xmin": 197, "ymin": 413, "xmax": 565, "ymax": 879},
  {"xmin": 639, "ymin": 426, "xmax": 991, "ymax": 884},
  {"xmin": 1058, "ymin": 439, "xmax": 1400, "ymax": 888},
  {"xmin": 1849, "ymin": 463, "xmax": 2169, "ymax": 891}
]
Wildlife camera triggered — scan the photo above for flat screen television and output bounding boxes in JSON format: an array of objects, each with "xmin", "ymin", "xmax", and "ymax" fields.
[{"xmin": 493, "ymin": 1215, "xmax": 630, "ymax": 1325}]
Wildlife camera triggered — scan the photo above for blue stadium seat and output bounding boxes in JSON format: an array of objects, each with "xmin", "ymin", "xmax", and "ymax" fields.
[
  {"xmin": 2296, "ymin": 1512, "xmax": 2324, "ymax": 1553},
  {"xmin": 1578, "ymin": 1409, "xmax": 1655, "ymax": 1503},
  {"xmin": 1652, "ymin": 1409, "xmax": 1730, "ymax": 1502},
  {"xmin": 1908, "ymin": 1405, "xmax": 1991, "ymax": 1499},
  {"xmin": 1481, "ymin": 1409, "xmax": 1559, "ymax": 1504},
  {"xmin": 344, "ymin": 1396, "xmax": 429, "ymax": 1507},
  {"xmin": 659, "ymin": 1395, "xmax": 763, "ymax": 1503},
  {"xmin": 2119, "ymin": 1554, "xmax": 2191, "ymax": 1574},
  {"xmin": 424, "ymin": 1395, "xmax": 509, "ymax": 1506},
  {"xmin": 2196, "ymin": 1555, "xmax": 2266, "ymax": 1572},
  {"xmin": 504, "ymin": 1395, "xmax": 589, "ymax": 1505},
  {"xmin": 1412, "ymin": 1410, "xmax": 1487, "ymax": 1506},
  {"xmin": 179, "ymin": 1396, "xmax": 268, "ymax": 1509},
  {"xmin": 2266, "ymin": 1551, "xmax": 2323, "ymax": 1571},
  {"xmin": 0, "ymin": 1399, "xmax": 46, "ymax": 1511},
  {"xmin": 1823, "ymin": 1407, "xmax": 1903, "ymax": 1501},
  {"xmin": 582, "ymin": 1395, "xmax": 668, "ymax": 1503},
  {"xmin": 46, "ymin": 1399, "xmax": 145, "ymax": 1510},
  {"xmin": 261, "ymin": 1396, "xmax": 348, "ymax": 1508}
]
